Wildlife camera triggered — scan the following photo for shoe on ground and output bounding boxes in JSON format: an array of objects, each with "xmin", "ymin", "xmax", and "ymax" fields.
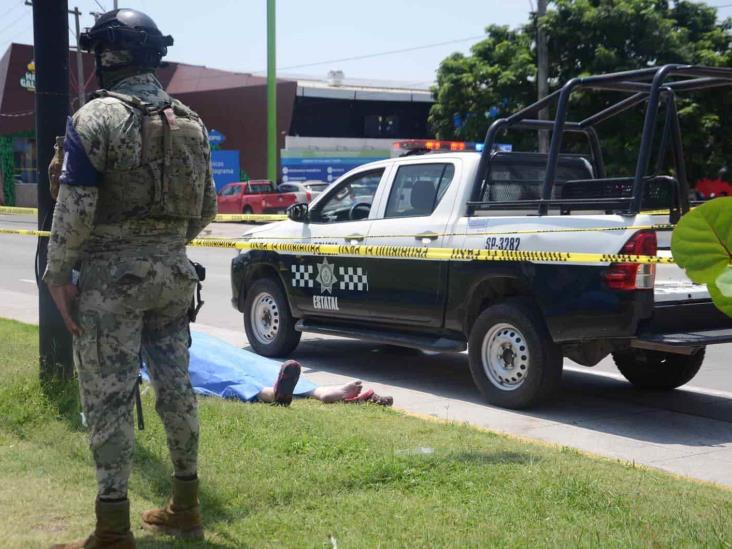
[
  {"xmin": 50, "ymin": 498, "xmax": 135, "ymax": 548},
  {"xmin": 141, "ymin": 476, "xmax": 203, "ymax": 540},
  {"xmin": 273, "ymin": 359, "xmax": 301, "ymax": 406}
]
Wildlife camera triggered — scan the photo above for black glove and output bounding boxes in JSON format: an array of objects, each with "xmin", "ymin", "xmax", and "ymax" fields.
[{"xmin": 287, "ymin": 202, "xmax": 309, "ymax": 222}]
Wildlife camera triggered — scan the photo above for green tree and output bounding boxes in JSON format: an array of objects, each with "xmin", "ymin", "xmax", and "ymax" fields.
[
  {"xmin": 430, "ymin": 0, "xmax": 732, "ymax": 181},
  {"xmin": 429, "ymin": 26, "xmax": 535, "ymax": 141}
]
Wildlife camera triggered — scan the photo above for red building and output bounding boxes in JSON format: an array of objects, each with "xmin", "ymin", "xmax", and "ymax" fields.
[{"xmin": 0, "ymin": 43, "xmax": 433, "ymax": 206}]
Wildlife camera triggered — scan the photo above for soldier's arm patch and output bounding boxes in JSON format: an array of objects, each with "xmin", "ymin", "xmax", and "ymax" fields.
[{"xmin": 59, "ymin": 117, "xmax": 101, "ymax": 187}]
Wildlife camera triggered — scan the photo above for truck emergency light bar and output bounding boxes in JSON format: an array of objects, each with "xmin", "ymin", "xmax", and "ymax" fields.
[
  {"xmin": 392, "ymin": 139, "xmax": 474, "ymax": 153},
  {"xmin": 392, "ymin": 140, "xmax": 512, "ymax": 156}
]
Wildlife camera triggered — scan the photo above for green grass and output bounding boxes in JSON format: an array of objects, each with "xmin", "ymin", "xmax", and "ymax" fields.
[{"xmin": 2, "ymin": 318, "xmax": 732, "ymax": 548}]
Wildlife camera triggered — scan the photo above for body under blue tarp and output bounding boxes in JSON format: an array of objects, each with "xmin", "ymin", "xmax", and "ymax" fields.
[{"xmin": 147, "ymin": 331, "xmax": 317, "ymax": 402}]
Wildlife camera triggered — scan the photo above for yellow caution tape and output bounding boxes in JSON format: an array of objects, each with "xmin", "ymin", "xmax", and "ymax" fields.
[
  {"xmin": 190, "ymin": 237, "xmax": 240, "ymax": 249},
  {"xmin": 0, "ymin": 226, "xmax": 677, "ymax": 264},
  {"xmin": 238, "ymin": 223, "xmax": 676, "ymax": 241},
  {"xmin": 0, "ymin": 205, "xmax": 286, "ymax": 223},
  {"xmin": 0, "ymin": 206, "xmax": 37, "ymax": 216},
  {"xmin": 228, "ymin": 241, "xmax": 676, "ymax": 264},
  {"xmin": 0, "ymin": 206, "xmax": 694, "ymax": 228},
  {"xmin": 641, "ymin": 208, "xmax": 691, "ymax": 215},
  {"xmin": 0, "ymin": 227, "xmax": 50, "ymax": 237},
  {"xmin": 642, "ymin": 209, "xmax": 672, "ymax": 215}
]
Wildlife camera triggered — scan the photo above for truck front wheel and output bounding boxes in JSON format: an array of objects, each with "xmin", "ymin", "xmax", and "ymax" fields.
[
  {"xmin": 468, "ymin": 300, "xmax": 562, "ymax": 409},
  {"xmin": 612, "ymin": 348, "xmax": 705, "ymax": 390},
  {"xmin": 244, "ymin": 278, "xmax": 301, "ymax": 357}
]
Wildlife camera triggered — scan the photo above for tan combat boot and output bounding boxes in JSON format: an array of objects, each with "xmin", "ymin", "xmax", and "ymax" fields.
[
  {"xmin": 141, "ymin": 476, "xmax": 203, "ymax": 540},
  {"xmin": 51, "ymin": 498, "xmax": 135, "ymax": 548}
]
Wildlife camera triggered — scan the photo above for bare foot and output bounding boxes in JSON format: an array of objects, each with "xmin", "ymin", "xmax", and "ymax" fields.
[
  {"xmin": 311, "ymin": 380, "xmax": 363, "ymax": 403},
  {"xmin": 258, "ymin": 387, "xmax": 275, "ymax": 403}
]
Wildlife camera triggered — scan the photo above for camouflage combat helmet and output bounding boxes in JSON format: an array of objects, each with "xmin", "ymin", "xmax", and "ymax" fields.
[{"xmin": 79, "ymin": 8, "xmax": 173, "ymax": 70}]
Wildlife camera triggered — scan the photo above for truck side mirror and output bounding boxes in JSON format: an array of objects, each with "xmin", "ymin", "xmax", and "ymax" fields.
[{"xmin": 287, "ymin": 202, "xmax": 309, "ymax": 223}]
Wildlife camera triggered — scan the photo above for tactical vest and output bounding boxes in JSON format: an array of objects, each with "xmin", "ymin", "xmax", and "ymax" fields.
[{"xmin": 93, "ymin": 90, "xmax": 208, "ymax": 223}]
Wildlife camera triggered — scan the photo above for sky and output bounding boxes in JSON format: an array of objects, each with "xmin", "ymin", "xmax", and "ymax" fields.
[{"xmin": 2, "ymin": 1, "xmax": 732, "ymax": 86}]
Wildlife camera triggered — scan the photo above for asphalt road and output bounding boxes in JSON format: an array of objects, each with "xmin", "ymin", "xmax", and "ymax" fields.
[
  {"xmin": 3, "ymin": 213, "xmax": 729, "ymax": 391},
  {"xmin": 4, "ymin": 213, "xmax": 732, "ymax": 485}
]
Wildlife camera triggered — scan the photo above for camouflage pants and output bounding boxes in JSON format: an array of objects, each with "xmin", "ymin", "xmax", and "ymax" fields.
[{"xmin": 74, "ymin": 252, "xmax": 199, "ymax": 499}]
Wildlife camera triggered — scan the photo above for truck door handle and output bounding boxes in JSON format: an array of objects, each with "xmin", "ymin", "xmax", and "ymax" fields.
[
  {"xmin": 344, "ymin": 234, "xmax": 365, "ymax": 242},
  {"xmin": 415, "ymin": 232, "xmax": 439, "ymax": 241}
]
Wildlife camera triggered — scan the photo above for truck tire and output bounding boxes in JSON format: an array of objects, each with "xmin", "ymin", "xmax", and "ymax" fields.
[
  {"xmin": 244, "ymin": 277, "xmax": 301, "ymax": 357},
  {"xmin": 468, "ymin": 300, "xmax": 562, "ymax": 409},
  {"xmin": 612, "ymin": 348, "xmax": 705, "ymax": 390},
  {"xmin": 242, "ymin": 206, "xmax": 253, "ymax": 215}
]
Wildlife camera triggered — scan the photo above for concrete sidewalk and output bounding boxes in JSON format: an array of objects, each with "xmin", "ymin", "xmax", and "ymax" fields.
[{"xmin": 4, "ymin": 284, "xmax": 732, "ymax": 489}]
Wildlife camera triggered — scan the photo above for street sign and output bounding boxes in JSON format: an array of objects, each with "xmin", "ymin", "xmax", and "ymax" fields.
[
  {"xmin": 208, "ymin": 129, "xmax": 226, "ymax": 147},
  {"xmin": 280, "ymin": 150, "xmax": 388, "ymax": 183},
  {"xmin": 211, "ymin": 150, "xmax": 239, "ymax": 190}
]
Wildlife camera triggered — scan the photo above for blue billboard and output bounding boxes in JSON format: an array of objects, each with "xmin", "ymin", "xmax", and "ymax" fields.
[{"xmin": 210, "ymin": 150, "xmax": 240, "ymax": 191}]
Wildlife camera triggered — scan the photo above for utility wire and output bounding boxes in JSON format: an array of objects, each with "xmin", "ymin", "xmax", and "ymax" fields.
[
  {"xmin": 0, "ymin": 1, "xmax": 24, "ymax": 21},
  {"xmin": 7, "ymin": 18, "xmax": 32, "ymax": 44},
  {"xmin": 270, "ymin": 34, "xmax": 486, "ymax": 72},
  {"xmin": 93, "ymin": 0, "xmax": 106, "ymax": 11},
  {"xmin": 0, "ymin": 9, "xmax": 29, "ymax": 37}
]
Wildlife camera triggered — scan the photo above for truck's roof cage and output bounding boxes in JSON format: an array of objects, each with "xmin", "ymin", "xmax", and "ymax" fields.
[{"xmin": 470, "ymin": 64, "xmax": 732, "ymax": 216}]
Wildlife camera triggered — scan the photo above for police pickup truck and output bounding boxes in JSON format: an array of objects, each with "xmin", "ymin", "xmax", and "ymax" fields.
[{"xmin": 230, "ymin": 65, "xmax": 732, "ymax": 408}]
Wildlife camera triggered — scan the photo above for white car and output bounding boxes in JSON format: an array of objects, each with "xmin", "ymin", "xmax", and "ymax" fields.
[{"xmin": 278, "ymin": 181, "xmax": 329, "ymax": 203}]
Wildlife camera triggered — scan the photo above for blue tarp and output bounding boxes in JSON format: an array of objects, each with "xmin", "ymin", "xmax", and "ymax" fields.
[{"xmin": 145, "ymin": 331, "xmax": 317, "ymax": 402}]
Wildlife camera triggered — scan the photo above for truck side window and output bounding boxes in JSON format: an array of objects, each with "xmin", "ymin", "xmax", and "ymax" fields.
[
  {"xmin": 314, "ymin": 169, "xmax": 384, "ymax": 223},
  {"xmin": 483, "ymin": 154, "xmax": 595, "ymax": 202},
  {"xmin": 384, "ymin": 163, "xmax": 455, "ymax": 218}
]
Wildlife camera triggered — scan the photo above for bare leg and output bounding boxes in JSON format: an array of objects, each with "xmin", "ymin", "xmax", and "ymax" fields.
[
  {"xmin": 258, "ymin": 387, "xmax": 275, "ymax": 403},
  {"xmin": 257, "ymin": 380, "xmax": 363, "ymax": 404},
  {"xmin": 310, "ymin": 380, "xmax": 363, "ymax": 403}
]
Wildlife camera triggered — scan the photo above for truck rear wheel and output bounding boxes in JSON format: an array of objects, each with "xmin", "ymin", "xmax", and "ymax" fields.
[
  {"xmin": 242, "ymin": 206, "xmax": 253, "ymax": 215},
  {"xmin": 468, "ymin": 300, "xmax": 562, "ymax": 409},
  {"xmin": 612, "ymin": 348, "xmax": 705, "ymax": 390},
  {"xmin": 244, "ymin": 278, "xmax": 301, "ymax": 357}
]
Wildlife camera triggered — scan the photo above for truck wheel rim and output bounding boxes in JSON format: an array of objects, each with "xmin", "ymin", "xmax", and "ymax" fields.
[
  {"xmin": 250, "ymin": 292, "xmax": 280, "ymax": 345},
  {"xmin": 481, "ymin": 322, "xmax": 529, "ymax": 391}
]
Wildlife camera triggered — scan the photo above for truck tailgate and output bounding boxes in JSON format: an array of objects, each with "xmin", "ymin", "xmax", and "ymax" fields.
[
  {"xmin": 642, "ymin": 226, "xmax": 732, "ymax": 346},
  {"xmin": 653, "ymin": 247, "xmax": 709, "ymax": 303}
]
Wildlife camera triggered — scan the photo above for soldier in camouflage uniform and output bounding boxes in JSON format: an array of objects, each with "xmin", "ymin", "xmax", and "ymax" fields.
[{"xmin": 44, "ymin": 9, "xmax": 217, "ymax": 548}]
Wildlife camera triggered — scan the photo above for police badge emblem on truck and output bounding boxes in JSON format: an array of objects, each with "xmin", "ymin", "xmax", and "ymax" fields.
[{"xmin": 316, "ymin": 258, "xmax": 338, "ymax": 294}]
